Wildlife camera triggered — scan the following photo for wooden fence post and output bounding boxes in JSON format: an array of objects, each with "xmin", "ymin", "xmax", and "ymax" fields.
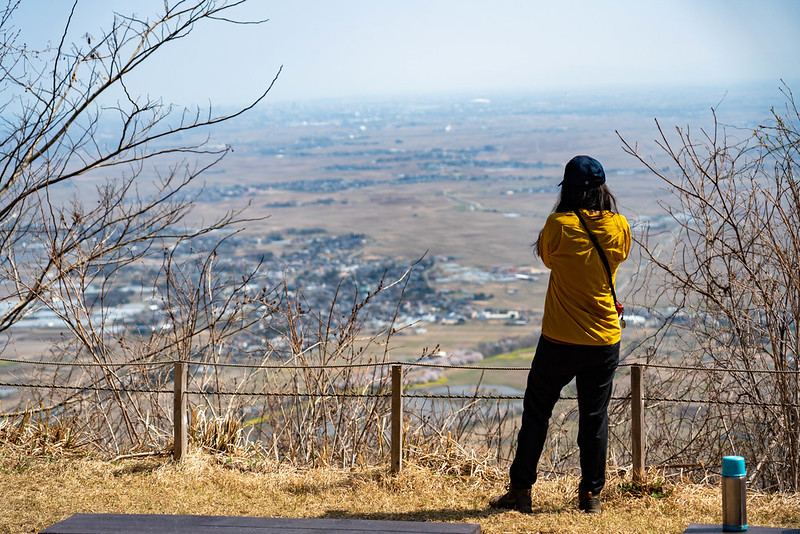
[
  {"xmin": 631, "ymin": 364, "xmax": 645, "ymax": 486},
  {"xmin": 173, "ymin": 360, "xmax": 188, "ymax": 461},
  {"xmin": 391, "ymin": 364, "xmax": 403, "ymax": 473}
]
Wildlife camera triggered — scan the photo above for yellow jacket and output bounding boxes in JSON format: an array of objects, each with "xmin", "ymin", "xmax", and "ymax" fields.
[{"xmin": 539, "ymin": 210, "xmax": 631, "ymax": 346}]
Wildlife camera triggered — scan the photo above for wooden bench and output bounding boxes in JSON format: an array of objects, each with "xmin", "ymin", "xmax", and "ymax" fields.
[{"xmin": 40, "ymin": 513, "xmax": 481, "ymax": 533}]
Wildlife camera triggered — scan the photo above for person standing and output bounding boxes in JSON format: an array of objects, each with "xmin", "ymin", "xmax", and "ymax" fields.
[{"xmin": 489, "ymin": 155, "xmax": 631, "ymax": 514}]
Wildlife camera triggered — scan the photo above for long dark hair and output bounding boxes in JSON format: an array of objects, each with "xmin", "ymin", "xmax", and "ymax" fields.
[
  {"xmin": 533, "ymin": 184, "xmax": 619, "ymax": 256},
  {"xmin": 554, "ymin": 183, "xmax": 618, "ymax": 213}
]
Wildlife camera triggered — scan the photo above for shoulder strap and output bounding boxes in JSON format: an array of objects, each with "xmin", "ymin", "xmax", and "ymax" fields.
[{"xmin": 573, "ymin": 210, "xmax": 623, "ymax": 317}]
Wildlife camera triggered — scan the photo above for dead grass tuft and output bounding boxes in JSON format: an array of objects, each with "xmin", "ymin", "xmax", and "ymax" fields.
[
  {"xmin": 0, "ymin": 408, "xmax": 82, "ymax": 458},
  {"xmin": 189, "ymin": 406, "xmax": 243, "ymax": 454},
  {"xmin": 405, "ymin": 430, "xmax": 504, "ymax": 480}
]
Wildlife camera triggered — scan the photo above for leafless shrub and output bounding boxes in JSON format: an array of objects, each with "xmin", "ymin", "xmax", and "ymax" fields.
[
  {"xmin": 619, "ymin": 83, "xmax": 800, "ymax": 491},
  {"xmin": 0, "ymin": 0, "xmax": 279, "ymax": 454},
  {"xmin": 238, "ymin": 263, "xmax": 424, "ymax": 468}
]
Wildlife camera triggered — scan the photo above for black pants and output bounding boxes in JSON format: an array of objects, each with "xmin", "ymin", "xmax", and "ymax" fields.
[{"xmin": 509, "ymin": 336, "xmax": 619, "ymax": 494}]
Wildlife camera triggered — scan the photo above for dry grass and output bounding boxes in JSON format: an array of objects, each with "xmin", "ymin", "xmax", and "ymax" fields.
[
  {"xmin": 2, "ymin": 446, "xmax": 798, "ymax": 534},
  {"xmin": 0, "ymin": 410, "xmax": 81, "ymax": 459}
]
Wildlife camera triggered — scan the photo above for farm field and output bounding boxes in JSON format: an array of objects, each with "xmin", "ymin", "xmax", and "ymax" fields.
[
  {"xmin": 166, "ymin": 88, "xmax": 772, "ymax": 362},
  {"xmin": 1, "ymin": 87, "xmax": 778, "ymax": 409}
]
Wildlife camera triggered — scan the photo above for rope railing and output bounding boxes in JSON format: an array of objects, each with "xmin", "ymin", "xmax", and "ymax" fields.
[
  {"xmin": 0, "ymin": 357, "xmax": 175, "ymax": 368},
  {"xmin": 0, "ymin": 382, "xmax": 174, "ymax": 394},
  {"xmin": 3, "ymin": 378, "xmax": 797, "ymax": 407},
  {"xmin": 623, "ymin": 362, "xmax": 800, "ymax": 375},
  {"xmin": 0, "ymin": 357, "xmax": 533, "ymax": 371},
  {"xmin": 3, "ymin": 356, "xmax": 798, "ymax": 374}
]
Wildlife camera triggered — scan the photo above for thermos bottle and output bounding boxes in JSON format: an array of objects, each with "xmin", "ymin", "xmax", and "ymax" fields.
[{"xmin": 722, "ymin": 455, "xmax": 747, "ymax": 531}]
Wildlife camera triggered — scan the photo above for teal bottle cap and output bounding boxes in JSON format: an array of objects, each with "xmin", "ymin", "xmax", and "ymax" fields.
[{"xmin": 722, "ymin": 456, "xmax": 746, "ymax": 477}]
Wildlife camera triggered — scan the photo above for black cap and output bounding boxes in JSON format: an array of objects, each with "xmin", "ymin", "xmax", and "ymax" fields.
[{"xmin": 559, "ymin": 155, "xmax": 606, "ymax": 189}]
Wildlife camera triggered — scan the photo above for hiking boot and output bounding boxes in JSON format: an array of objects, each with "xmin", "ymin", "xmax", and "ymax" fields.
[
  {"xmin": 489, "ymin": 485, "xmax": 532, "ymax": 514},
  {"xmin": 578, "ymin": 490, "xmax": 602, "ymax": 514}
]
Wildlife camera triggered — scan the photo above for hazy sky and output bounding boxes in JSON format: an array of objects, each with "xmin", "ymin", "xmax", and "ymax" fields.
[{"xmin": 11, "ymin": 0, "xmax": 800, "ymax": 106}]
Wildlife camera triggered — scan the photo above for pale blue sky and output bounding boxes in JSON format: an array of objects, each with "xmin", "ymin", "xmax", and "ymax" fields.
[{"xmin": 11, "ymin": 1, "xmax": 800, "ymax": 106}]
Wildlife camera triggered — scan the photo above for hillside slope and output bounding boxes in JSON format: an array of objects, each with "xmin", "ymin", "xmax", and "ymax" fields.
[{"xmin": 3, "ymin": 450, "xmax": 798, "ymax": 534}]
